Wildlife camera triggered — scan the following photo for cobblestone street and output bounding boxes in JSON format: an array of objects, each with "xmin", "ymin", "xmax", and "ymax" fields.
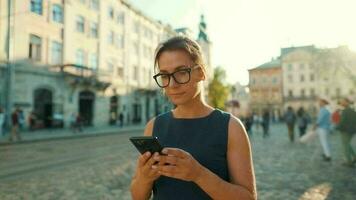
[{"xmin": 0, "ymin": 123, "xmax": 355, "ymax": 200}]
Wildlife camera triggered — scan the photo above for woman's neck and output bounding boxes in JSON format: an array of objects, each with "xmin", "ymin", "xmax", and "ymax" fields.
[{"xmin": 173, "ymin": 96, "xmax": 214, "ymax": 118}]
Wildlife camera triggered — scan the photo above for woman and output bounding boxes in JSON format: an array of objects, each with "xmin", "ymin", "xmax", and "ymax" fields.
[
  {"xmin": 315, "ymin": 98, "xmax": 332, "ymax": 161},
  {"xmin": 130, "ymin": 36, "xmax": 256, "ymax": 200}
]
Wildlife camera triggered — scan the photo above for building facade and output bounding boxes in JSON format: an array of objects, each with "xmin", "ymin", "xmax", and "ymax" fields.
[
  {"xmin": 248, "ymin": 58, "xmax": 283, "ymax": 119},
  {"xmin": 0, "ymin": 0, "xmax": 211, "ymax": 129},
  {"xmin": 281, "ymin": 46, "xmax": 318, "ymax": 115}
]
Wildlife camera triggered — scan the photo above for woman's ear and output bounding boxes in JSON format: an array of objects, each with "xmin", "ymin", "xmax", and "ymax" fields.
[{"xmin": 198, "ymin": 67, "xmax": 206, "ymax": 81}]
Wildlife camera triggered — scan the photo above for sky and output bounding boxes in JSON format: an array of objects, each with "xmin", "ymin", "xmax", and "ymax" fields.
[{"xmin": 127, "ymin": 0, "xmax": 356, "ymax": 85}]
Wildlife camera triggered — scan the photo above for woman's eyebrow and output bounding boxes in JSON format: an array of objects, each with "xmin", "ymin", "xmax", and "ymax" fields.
[{"xmin": 159, "ymin": 65, "xmax": 189, "ymax": 72}]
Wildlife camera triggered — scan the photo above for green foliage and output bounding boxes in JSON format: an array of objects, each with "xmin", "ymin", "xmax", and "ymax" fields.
[{"xmin": 208, "ymin": 67, "xmax": 231, "ymax": 110}]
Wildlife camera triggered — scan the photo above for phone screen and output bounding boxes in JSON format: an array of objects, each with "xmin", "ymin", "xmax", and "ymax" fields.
[{"xmin": 129, "ymin": 136, "xmax": 164, "ymax": 154}]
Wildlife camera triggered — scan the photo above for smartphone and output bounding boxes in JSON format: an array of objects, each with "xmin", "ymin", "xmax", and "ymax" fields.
[{"xmin": 129, "ymin": 136, "xmax": 164, "ymax": 155}]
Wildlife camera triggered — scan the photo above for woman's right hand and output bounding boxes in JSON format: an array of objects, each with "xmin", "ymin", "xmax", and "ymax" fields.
[{"xmin": 135, "ymin": 151, "xmax": 161, "ymax": 185}]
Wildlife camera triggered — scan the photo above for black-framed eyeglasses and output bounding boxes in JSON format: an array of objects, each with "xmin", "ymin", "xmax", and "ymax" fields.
[{"xmin": 153, "ymin": 65, "xmax": 200, "ymax": 88}]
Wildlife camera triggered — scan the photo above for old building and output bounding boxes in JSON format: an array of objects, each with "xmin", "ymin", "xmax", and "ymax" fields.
[
  {"xmin": 248, "ymin": 58, "xmax": 283, "ymax": 119},
  {"xmin": 0, "ymin": 0, "xmax": 211, "ymax": 129}
]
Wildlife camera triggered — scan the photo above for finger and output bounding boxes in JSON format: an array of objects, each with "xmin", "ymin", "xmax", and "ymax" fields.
[
  {"xmin": 162, "ymin": 148, "xmax": 187, "ymax": 158},
  {"xmin": 158, "ymin": 164, "xmax": 177, "ymax": 174},
  {"xmin": 138, "ymin": 151, "xmax": 151, "ymax": 167},
  {"xmin": 144, "ymin": 152, "xmax": 160, "ymax": 170},
  {"xmin": 158, "ymin": 165, "xmax": 179, "ymax": 178},
  {"xmin": 157, "ymin": 155, "xmax": 179, "ymax": 166}
]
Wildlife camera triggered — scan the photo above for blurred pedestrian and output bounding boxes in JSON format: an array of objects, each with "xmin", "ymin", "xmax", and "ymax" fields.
[
  {"xmin": 297, "ymin": 107, "xmax": 310, "ymax": 137},
  {"xmin": 244, "ymin": 112, "xmax": 254, "ymax": 137},
  {"xmin": 262, "ymin": 109, "xmax": 270, "ymax": 138},
  {"xmin": 76, "ymin": 113, "xmax": 83, "ymax": 132},
  {"xmin": 9, "ymin": 108, "xmax": 22, "ymax": 142},
  {"xmin": 336, "ymin": 98, "xmax": 356, "ymax": 167},
  {"xmin": 314, "ymin": 98, "xmax": 332, "ymax": 162},
  {"xmin": 284, "ymin": 106, "xmax": 296, "ymax": 142},
  {"xmin": 0, "ymin": 106, "xmax": 4, "ymax": 137},
  {"xmin": 18, "ymin": 108, "xmax": 25, "ymax": 130},
  {"xmin": 331, "ymin": 103, "xmax": 341, "ymax": 133},
  {"xmin": 28, "ymin": 111, "xmax": 37, "ymax": 131},
  {"xmin": 119, "ymin": 112, "xmax": 124, "ymax": 128}
]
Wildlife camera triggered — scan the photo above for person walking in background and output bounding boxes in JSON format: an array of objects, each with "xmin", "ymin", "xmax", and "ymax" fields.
[
  {"xmin": 314, "ymin": 98, "xmax": 332, "ymax": 162},
  {"xmin": 284, "ymin": 106, "xmax": 296, "ymax": 142},
  {"xmin": 18, "ymin": 108, "xmax": 25, "ymax": 130},
  {"xmin": 297, "ymin": 107, "xmax": 310, "ymax": 137},
  {"xmin": 0, "ymin": 106, "xmax": 5, "ymax": 137},
  {"xmin": 331, "ymin": 102, "xmax": 341, "ymax": 133},
  {"xmin": 28, "ymin": 111, "xmax": 37, "ymax": 131},
  {"xmin": 119, "ymin": 112, "xmax": 124, "ymax": 128},
  {"xmin": 244, "ymin": 112, "xmax": 254, "ymax": 137},
  {"xmin": 336, "ymin": 97, "xmax": 356, "ymax": 167},
  {"xmin": 262, "ymin": 109, "xmax": 270, "ymax": 138},
  {"xmin": 9, "ymin": 108, "xmax": 21, "ymax": 142}
]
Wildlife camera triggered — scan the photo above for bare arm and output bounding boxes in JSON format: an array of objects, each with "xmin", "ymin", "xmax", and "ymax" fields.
[
  {"xmin": 193, "ymin": 116, "xmax": 257, "ymax": 199},
  {"xmin": 130, "ymin": 118, "xmax": 159, "ymax": 200}
]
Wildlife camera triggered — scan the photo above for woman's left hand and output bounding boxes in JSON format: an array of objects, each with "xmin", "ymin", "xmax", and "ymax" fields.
[{"xmin": 152, "ymin": 148, "xmax": 204, "ymax": 182}]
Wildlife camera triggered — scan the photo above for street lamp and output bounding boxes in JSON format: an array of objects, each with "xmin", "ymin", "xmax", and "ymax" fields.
[{"xmin": 5, "ymin": 0, "xmax": 14, "ymax": 131}]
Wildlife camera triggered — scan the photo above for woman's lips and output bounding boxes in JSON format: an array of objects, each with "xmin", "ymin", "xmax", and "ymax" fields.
[{"xmin": 169, "ymin": 92, "xmax": 185, "ymax": 96}]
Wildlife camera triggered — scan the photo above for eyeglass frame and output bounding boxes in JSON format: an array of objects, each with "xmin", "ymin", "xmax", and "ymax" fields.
[{"xmin": 153, "ymin": 65, "xmax": 201, "ymax": 88}]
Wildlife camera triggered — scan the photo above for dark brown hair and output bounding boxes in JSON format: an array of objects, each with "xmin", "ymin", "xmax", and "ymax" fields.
[{"xmin": 153, "ymin": 35, "xmax": 206, "ymax": 73}]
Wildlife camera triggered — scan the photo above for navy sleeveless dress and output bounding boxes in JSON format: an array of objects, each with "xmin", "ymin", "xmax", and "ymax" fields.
[{"xmin": 152, "ymin": 109, "xmax": 231, "ymax": 200}]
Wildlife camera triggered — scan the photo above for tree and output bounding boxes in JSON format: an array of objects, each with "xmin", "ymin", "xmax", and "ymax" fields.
[{"xmin": 208, "ymin": 67, "xmax": 230, "ymax": 110}]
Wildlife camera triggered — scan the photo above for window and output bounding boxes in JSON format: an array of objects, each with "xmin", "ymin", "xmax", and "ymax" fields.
[
  {"xmin": 76, "ymin": 49, "xmax": 85, "ymax": 66},
  {"xmin": 272, "ymin": 77, "xmax": 278, "ymax": 84},
  {"xmin": 133, "ymin": 43, "xmax": 139, "ymax": 55},
  {"xmin": 107, "ymin": 62, "xmax": 114, "ymax": 72},
  {"xmin": 310, "ymin": 74, "xmax": 314, "ymax": 81},
  {"xmin": 299, "ymin": 63, "xmax": 304, "ymax": 69},
  {"xmin": 117, "ymin": 12, "xmax": 125, "ymax": 24},
  {"xmin": 288, "ymin": 90, "xmax": 293, "ymax": 97},
  {"xmin": 51, "ymin": 41, "xmax": 62, "ymax": 64},
  {"xmin": 300, "ymin": 75, "xmax": 305, "ymax": 82},
  {"xmin": 89, "ymin": 54, "xmax": 98, "ymax": 69},
  {"xmin": 29, "ymin": 34, "xmax": 42, "ymax": 61},
  {"xmin": 133, "ymin": 66, "xmax": 138, "ymax": 80},
  {"xmin": 310, "ymin": 89, "xmax": 315, "ymax": 97},
  {"xmin": 288, "ymin": 74, "xmax": 293, "ymax": 82},
  {"xmin": 301, "ymin": 89, "xmax": 305, "ymax": 97},
  {"xmin": 325, "ymin": 88, "xmax": 329, "ymax": 95},
  {"xmin": 76, "ymin": 15, "xmax": 85, "ymax": 33},
  {"xmin": 79, "ymin": 0, "xmax": 86, "ymax": 4},
  {"xmin": 134, "ymin": 22, "xmax": 140, "ymax": 34},
  {"xmin": 89, "ymin": 0, "xmax": 99, "ymax": 10},
  {"xmin": 90, "ymin": 22, "xmax": 98, "ymax": 38},
  {"xmin": 288, "ymin": 64, "xmax": 293, "ymax": 71},
  {"xmin": 52, "ymin": 4, "xmax": 63, "ymax": 23},
  {"xmin": 108, "ymin": 31, "xmax": 114, "ymax": 45},
  {"xmin": 116, "ymin": 34, "xmax": 124, "ymax": 48},
  {"xmin": 117, "ymin": 67, "xmax": 124, "ymax": 78},
  {"xmin": 108, "ymin": 6, "xmax": 114, "ymax": 19},
  {"xmin": 31, "ymin": 0, "xmax": 43, "ymax": 15}
]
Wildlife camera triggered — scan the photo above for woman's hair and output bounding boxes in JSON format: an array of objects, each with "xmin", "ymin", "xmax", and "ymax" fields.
[{"xmin": 153, "ymin": 35, "xmax": 206, "ymax": 73}]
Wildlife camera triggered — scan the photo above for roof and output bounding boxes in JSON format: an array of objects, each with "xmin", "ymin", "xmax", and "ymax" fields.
[
  {"xmin": 280, "ymin": 45, "xmax": 316, "ymax": 57},
  {"xmin": 250, "ymin": 58, "xmax": 281, "ymax": 71}
]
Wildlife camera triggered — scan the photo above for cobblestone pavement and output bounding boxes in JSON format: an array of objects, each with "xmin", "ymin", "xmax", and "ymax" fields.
[{"xmin": 0, "ymin": 124, "xmax": 355, "ymax": 200}]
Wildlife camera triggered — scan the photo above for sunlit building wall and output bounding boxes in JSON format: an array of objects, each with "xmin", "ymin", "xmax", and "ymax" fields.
[{"xmin": 249, "ymin": 58, "xmax": 283, "ymax": 119}]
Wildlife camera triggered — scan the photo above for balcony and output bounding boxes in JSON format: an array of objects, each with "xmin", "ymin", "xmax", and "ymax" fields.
[{"xmin": 54, "ymin": 64, "xmax": 111, "ymax": 91}]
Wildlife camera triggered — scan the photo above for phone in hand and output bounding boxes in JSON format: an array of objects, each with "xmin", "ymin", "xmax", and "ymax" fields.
[{"xmin": 129, "ymin": 136, "xmax": 164, "ymax": 155}]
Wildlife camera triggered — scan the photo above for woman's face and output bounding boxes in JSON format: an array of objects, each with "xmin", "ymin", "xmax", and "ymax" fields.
[{"xmin": 157, "ymin": 50, "xmax": 204, "ymax": 106}]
